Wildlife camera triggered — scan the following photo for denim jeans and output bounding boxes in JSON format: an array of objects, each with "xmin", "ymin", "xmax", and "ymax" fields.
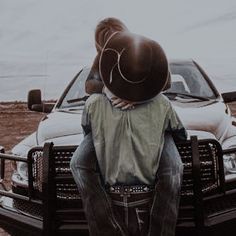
[
  {"xmin": 148, "ymin": 133, "xmax": 183, "ymax": 236},
  {"xmin": 109, "ymin": 189, "xmax": 153, "ymax": 236},
  {"xmin": 70, "ymin": 133, "xmax": 183, "ymax": 236}
]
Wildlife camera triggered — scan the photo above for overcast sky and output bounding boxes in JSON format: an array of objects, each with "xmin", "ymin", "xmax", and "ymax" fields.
[{"xmin": 0, "ymin": 0, "xmax": 236, "ymax": 100}]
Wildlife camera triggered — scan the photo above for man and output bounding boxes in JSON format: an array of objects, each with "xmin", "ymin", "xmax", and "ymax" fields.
[{"xmin": 71, "ymin": 23, "xmax": 186, "ymax": 236}]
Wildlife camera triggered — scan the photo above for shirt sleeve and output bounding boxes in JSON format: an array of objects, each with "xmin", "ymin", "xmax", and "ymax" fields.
[
  {"xmin": 166, "ymin": 104, "xmax": 187, "ymax": 141},
  {"xmin": 81, "ymin": 101, "xmax": 92, "ymax": 135}
]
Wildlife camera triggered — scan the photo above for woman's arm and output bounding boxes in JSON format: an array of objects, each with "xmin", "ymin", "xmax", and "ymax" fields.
[{"xmin": 86, "ymin": 54, "xmax": 104, "ymax": 94}]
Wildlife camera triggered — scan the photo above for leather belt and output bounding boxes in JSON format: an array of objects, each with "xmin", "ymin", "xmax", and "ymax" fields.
[{"xmin": 107, "ymin": 185, "xmax": 154, "ymax": 194}]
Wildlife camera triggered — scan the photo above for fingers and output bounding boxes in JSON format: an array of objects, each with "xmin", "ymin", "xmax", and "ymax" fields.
[
  {"xmin": 111, "ymin": 97, "xmax": 123, "ymax": 106},
  {"xmin": 111, "ymin": 97, "xmax": 135, "ymax": 110},
  {"xmin": 121, "ymin": 103, "xmax": 135, "ymax": 110},
  {"xmin": 114, "ymin": 101, "xmax": 127, "ymax": 108}
]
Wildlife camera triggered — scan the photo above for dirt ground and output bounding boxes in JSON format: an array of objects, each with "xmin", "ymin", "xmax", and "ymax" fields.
[
  {"xmin": 0, "ymin": 102, "xmax": 44, "ymax": 236},
  {"xmin": 0, "ymin": 101, "xmax": 236, "ymax": 235},
  {"xmin": 0, "ymin": 102, "xmax": 45, "ymax": 151},
  {"xmin": 0, "ymin": 102, "xmax": 45, "ymax": 184}
]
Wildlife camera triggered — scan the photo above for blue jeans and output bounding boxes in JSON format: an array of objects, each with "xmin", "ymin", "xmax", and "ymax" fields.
[
  {"xmin": 148, "ymin": 133, "xmax": 183, "ymax": 236},
  {"xmin": 70, "ymin": 133, "xmax": 183, "ymax": 236},
  {"xmin": 109, "ymin": 188, "xmax": 153, "ymax": 236}
]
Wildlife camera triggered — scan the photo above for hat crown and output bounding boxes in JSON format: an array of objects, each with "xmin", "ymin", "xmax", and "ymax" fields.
[{"xmin": 118, "ymin": 36, "xmax": 152, "ymax": 84}]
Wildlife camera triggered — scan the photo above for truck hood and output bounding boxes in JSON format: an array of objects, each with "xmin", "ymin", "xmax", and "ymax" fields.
[
  {"xmin": 37, "ymin": 109, "xmax": 84, "ymax": 145},
  {"xmin": 12, "ymin": 109, "xmax": 84, "ymax": 156},
  {"xmin": 172, "ymin": 99, "xmax": 236, "ymax": 143}
]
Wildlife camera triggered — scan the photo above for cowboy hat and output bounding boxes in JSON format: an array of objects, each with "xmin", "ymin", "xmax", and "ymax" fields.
[{"xmin": 99, "ymin": 31, "xmax": 169, "ymax": 102}]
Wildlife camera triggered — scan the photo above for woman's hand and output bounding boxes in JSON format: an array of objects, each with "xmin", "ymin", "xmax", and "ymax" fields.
[{"xmin": 111, "ymin": 97, "xmax": 136, "ymax": 110}]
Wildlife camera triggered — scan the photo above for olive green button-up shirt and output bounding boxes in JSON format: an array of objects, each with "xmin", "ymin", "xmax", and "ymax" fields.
[{"xmin": 82, "ymin": 93, "xmax": 187, "ymax": 186}]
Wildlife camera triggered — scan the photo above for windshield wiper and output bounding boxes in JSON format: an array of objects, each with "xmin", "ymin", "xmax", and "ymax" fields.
[
  {"xmin": 163, "ymin": 92, "xmax": 210, "ymax": 101},
  {"xmin": 67, "ymin": 96, "xmax": 89, "ymax": 104}
]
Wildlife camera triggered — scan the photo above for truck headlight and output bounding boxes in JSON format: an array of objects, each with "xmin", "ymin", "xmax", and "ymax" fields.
[
  {"xmin": 224, "ymin": 153, "xmax": 236, "ymax": 174},
  {"xmin": 16, "ymin": 162, "xmax": 28, "ymax": 181},
  {"xmin": 11, "ymin": 161, "xmax": 28, "ymax": 187}
]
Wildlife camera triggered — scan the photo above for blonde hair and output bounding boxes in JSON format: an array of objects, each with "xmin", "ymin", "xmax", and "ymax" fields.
[{"xmin": 95, "ymin": 17, "xmax": 128, "ymax": 51}]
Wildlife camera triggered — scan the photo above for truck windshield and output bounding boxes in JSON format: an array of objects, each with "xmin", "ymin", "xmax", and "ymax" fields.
[
  {"xmin": 58, "ymin": 62, "xmax": 217, "ymax": 109},
  {"xmin": 166, "ymin": 62, "xmax": 216, "ymax": 100},
  {"xmin": 59, "ymin": 68, "xmax": 90, "ymax": 109}
]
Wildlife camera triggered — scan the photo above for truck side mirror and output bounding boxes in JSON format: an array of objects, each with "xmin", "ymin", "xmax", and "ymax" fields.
[
  {"xmin": 221, "ymin": 91, "xmax": 236, "ymax": 103},
  {"xmin": 28, "ymin": 89, "xmax": 55, "ymax": 113},
  {"xmin": 28, "ymin": 89, "xmax": 42, "ymax": 111}
]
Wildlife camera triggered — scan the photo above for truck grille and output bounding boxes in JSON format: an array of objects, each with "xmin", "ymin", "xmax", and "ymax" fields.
[
  {"xmin": 31, "ymin": 148, "xmax": 81, "ymax": 201},
  {"xmin": 12, "ymin": 139, "xmax": 223, "ymax": 219},
  {"xmin": 177, "ymin": 140, "xmax": 222, "ymax": 197}
]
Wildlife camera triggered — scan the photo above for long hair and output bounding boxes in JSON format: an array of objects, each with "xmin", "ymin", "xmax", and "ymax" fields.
[{"xmin": 95, "ymin": 17, "xmax": 128, "ymax": 52}]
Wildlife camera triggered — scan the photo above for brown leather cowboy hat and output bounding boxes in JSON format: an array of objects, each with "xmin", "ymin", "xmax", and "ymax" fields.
[{"xmin": 99, "ymin": 31, "xmax": 169, "ymax": 102}]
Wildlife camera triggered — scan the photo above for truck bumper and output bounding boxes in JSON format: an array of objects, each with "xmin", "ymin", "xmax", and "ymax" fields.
[{"xmin": 0, "ymin": 196, "xmax": 42, "ymax": 235}]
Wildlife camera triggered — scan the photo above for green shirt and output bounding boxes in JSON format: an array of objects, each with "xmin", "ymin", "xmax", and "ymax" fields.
[{"xmin": 82, "ymin": 93, "xmax": 187, "ymax": 186}]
